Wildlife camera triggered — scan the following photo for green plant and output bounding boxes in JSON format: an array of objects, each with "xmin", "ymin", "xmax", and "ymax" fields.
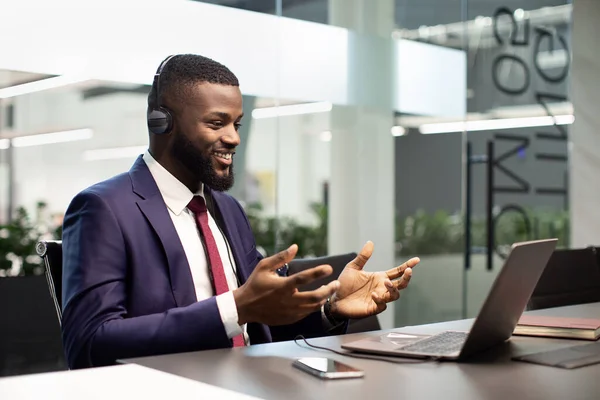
[
  {"xmin": 396, "ymin": 209, "xmax": 464, "ymax": 256},
  {"xmin": 0, "ymin": 201, "xmax": 62, "ymax": 277},
  {"xmin": 245, "ymin": 202, "xmax": 328, "ymax": 258},
  {"xmin": 395, "ymin": 207, "xmax": 570, "ymax": 257},
  {"xmin": 246, "ymin": 202, "xmax": 571, "ymax": 259}
]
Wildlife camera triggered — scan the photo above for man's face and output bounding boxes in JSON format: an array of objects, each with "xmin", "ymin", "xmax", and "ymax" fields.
[{"xmin": 171, "ymin": 83, "xmax": 243, "ymax": 192}]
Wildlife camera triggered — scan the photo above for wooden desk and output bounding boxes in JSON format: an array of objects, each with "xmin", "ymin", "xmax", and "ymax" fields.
[{"xmin": 125, "ymin": 302, "xmax": 600, "ymax": 400}]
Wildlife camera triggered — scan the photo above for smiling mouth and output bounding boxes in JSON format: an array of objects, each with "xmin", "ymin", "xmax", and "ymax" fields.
[
  {"xmin": 213, "ymin": 151, "xmax": 235, "ymax": 164},
  {"xmin": 214, "ymin": 151, "xmax": 234, "ymax": 159}
]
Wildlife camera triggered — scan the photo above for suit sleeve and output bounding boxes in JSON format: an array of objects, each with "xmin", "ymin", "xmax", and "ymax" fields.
[
  {"xmin": 61, "ymin": 190, "xmax": 230, "ymax": 369},
  {"xmin": 230, "ymin": 198, "xmax": 348, "ymax": 342}
]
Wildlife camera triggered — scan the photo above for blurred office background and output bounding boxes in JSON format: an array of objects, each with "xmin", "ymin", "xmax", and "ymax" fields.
[{"xmin": 2, "ymin": 0, "xmax": 597, "ymax": 376}]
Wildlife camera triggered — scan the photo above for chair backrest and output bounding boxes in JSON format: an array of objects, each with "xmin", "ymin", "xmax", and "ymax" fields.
[
  {"xmin": 36, "ymin": 240, "xmax": 63, "ymax": 324},
  {"xmin": 0, "ymin": 275, "xmax": 66, "ymax": 376},
  {"xmin": 288, "ymin": 252, "xmax": 381, "ymax": 333},
  {"xmin": 527, "ymin": 247, "xmax": 600, "ymax": 310}
]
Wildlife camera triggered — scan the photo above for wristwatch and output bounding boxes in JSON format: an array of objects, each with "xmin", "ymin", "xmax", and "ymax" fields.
[{"xmin": 323, "ymin": 297, "xmax": 344, "ymax": 327}]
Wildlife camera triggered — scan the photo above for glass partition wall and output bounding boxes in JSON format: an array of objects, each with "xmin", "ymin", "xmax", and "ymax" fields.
[
  {"xmin": 393, "ymin": 0, "xmax": 572, "ymax": 324},
  {"xmin": 0, "ymin": 0, "xmax": 572, "ymax": 327},
  {"xmin": 462, "ymin": 0, "xmax": 572, "ymax": 317}
]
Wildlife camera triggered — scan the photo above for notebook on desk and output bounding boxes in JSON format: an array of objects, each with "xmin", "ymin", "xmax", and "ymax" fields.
[
  {"xmin": 514, "ymin": 315, "xmax": 600, "ymax": 340},
  {"xmin": 342, "ymin": 239, "xmax": 558, "ymax": 361}
]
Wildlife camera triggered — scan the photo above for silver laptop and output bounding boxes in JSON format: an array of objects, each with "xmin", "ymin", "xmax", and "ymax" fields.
[{"xmin": 342, "ymin": 239, "xmax": 558, "ymax": 360}]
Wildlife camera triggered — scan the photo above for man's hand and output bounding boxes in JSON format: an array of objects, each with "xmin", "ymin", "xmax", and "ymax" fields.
[
  {"xmin": 233, "ymin": 245, "xmax": 340, "ymax": 326},
  {"xmin": 329, "ymin": 241, "xmax": 419, "ymax": 320}
]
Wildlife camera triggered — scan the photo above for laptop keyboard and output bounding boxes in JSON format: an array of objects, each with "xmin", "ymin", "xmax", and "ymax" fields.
[{"xmin": 398, "ymin": 331, "xmax": 469, "ymax": 355}]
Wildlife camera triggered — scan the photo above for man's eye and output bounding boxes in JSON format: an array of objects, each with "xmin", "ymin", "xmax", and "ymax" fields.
[
  {"xmin": 234, "ymin": 123, "xmax": 242, "ymax": 130},
  {"xmin": 211, "ymin": 121, "xmax": 224, "ymax": 128}
]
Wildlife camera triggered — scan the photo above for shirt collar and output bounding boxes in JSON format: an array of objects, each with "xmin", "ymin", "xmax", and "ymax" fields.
[{"xmin": 142, "ymin": 150, "xmax": 204, "ymax": 216}]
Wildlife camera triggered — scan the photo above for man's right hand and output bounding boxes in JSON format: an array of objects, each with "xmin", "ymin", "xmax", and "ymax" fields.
[{"xmin": 233, "ymin": 244, "xmax": 339, "ymax": 326}]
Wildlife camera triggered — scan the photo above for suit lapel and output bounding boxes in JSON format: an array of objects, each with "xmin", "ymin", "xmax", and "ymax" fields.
[{"xmin": 129, "ymin": 156, "xmax": 197, "ymax": 307}]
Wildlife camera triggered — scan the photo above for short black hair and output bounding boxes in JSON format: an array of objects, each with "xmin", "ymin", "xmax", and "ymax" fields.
[{"xmin": 147, "ymin": 54, "xmax": 239, "ymax": 112}]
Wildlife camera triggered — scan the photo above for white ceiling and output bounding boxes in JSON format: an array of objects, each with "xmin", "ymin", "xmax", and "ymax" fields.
[{"xmin": 0, "ymin": 70, "xmax": 53, "ymax": 90}]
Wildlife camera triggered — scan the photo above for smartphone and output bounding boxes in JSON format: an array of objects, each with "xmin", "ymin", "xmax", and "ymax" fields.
[{"xmin": 292, "ymin": 357, "xmax": 365, "ymax": 379}]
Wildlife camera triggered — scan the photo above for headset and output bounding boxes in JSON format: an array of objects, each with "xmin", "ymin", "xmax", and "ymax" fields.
[{"xmin": 147, "ymin": 54, "xmax": 177, "ymax": 135}]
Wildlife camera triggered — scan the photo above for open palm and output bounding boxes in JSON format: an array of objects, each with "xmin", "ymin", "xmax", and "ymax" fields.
[{"xmin": 329, "ymin": 242, "xmax": 420, "ymax": 320}]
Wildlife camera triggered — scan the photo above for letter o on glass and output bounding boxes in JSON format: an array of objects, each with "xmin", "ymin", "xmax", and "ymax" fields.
[{"xmin": 492, "ymin": 54, "xmax": 531, "ymax": 96}]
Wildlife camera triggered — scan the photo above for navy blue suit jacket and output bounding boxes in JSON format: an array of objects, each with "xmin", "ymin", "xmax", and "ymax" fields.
[{"xmin": 61, "ymin": 156, "xmax": 331, "ymax": 369}]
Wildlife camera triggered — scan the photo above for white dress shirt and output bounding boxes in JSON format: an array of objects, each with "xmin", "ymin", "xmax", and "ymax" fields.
[{"xmin": 143, "ymin": 151, "xmax": 247, "ymax": 343}]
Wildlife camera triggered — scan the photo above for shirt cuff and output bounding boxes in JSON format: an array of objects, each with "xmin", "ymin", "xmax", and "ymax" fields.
[{"xmin": 216, "ymin": 291, "xmax": 243, "ymax": 339}]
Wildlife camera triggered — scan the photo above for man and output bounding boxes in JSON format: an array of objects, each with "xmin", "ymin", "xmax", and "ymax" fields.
[{"xmin": 61, "ymin": 54, "xmax": 420, "ymax": 369}]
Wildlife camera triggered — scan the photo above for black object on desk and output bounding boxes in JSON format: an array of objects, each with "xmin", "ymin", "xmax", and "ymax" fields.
[{"xmin": 513, "ymin": 342, "xmax": 600, "ymax": 369}]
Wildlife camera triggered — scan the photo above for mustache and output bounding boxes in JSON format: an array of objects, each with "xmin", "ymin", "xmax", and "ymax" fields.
[{"xmin": 212, "ymin": 145, "xmax": 236, "ymax": 154}]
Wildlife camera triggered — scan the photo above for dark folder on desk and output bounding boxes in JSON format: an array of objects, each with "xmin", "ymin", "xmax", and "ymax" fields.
[{"xmin": 513, "ymin": 342, "xmax": 600, "ymax": 369}]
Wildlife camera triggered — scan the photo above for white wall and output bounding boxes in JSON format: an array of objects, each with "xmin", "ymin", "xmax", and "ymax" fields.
[
  {"xmin": 394, "ymin": 39, "xmax": 467, "ymax": 118},
  {"xmin": 12, "ymin": 90, "xmax": 148, "ymax": 214}
]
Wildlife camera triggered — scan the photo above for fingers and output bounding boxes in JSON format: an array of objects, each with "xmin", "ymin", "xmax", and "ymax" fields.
[
  {"xmin": 385, "ymin": 257, "xmax": 420, "ymax": 280},
  {"xmin": 292, "ymin": 281, "xmax": 340, "ymax": 304},
  {"xmin": 347, "ymin": 241, "xmax": 374, "ymax": 271},
  {"xmin": 371, "ymin": 291, "xmax": 388, "ymax": 312},
  {"xmin": 392, "ymin": 267, "xmax": 412, "ymax": 290},
  {"xmin": 368, "ymin": 265, "xmax": 414, "ymax": 311},
  {"xmin": 258, "ymin": 244, "xmax": 298, "ymax": 272},
  {"xmin": 374, "ymin": 279, "xmax": 401, "ymax": 303},
  {"xmin": 287, "ymin": 264, "xmax": 333, "ymax": 286},
  {"xmin": 284, "ymin": 282, "xmax": 340, "ymax": 320},
  {"xmin": 385, "ymin": 280, "xmax": 401, "ymax": 301}
]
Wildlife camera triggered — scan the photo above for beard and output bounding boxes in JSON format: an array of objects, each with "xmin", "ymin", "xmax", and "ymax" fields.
[{"xmin": 171, "ymin": 132, "xmax": 235, "ymax": 192}]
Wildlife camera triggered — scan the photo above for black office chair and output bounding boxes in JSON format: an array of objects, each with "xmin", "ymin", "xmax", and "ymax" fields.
[
  {"xmin": 527, "ymin": 247, "xmax": 600, "ymax": 310},
  {"xmin": 288, "ymin": 253, "xmax": 381, "ymax": 333},
  {"xmin": 36, "ymin": 240, "xmax": 63, "ymax": 324},
  {"xmin": 0, "ymin": 240, "xmax": 66, "ymax": 376}
]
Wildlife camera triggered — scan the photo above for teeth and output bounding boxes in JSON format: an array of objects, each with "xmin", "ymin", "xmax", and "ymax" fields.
[{"xmin": 214, "ymin": 152, "xmax": 232, "ymax": 160}]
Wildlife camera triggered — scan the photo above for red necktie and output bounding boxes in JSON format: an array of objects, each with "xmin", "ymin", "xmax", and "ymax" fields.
[{"xmin": 187, "ymin": 196, "xmax": 245, "ymax": 347}]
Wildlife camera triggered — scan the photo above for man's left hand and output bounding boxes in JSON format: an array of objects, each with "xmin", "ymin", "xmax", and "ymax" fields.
[{"xmin": 329, "ymin": 241, "xmax": 420, "ymax": 320}]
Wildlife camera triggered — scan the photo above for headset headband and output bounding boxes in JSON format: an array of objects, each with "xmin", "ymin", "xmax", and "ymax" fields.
[{"xmin": 153, "ymin": 54, "xmax": 177, "ymax": 107}]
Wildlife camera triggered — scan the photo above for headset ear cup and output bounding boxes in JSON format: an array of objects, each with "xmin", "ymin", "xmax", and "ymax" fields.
[{"xmin": 147, "ymin": 107, "xmax": 173, "ymax": 135}]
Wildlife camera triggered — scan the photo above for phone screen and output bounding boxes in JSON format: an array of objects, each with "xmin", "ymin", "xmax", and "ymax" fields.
[{"xmin": 293, "ymin": 357, "xmax": 364, "ymax": 379}]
